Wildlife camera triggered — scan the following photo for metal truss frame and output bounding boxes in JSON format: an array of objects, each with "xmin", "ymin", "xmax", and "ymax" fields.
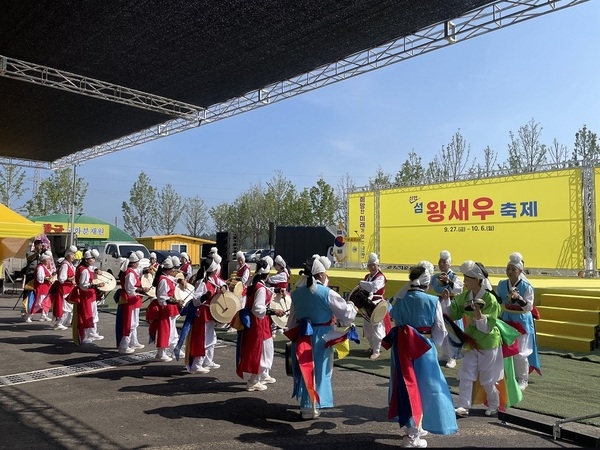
[
  {"xmin": 0, "ymin": 55, "xmax": 204, "ymax": 120},
  {"xmin": 0, "ymin": 0, "xmax": 589, "ymax": 170}
]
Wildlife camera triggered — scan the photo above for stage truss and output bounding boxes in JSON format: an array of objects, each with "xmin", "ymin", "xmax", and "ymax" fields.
[{"xmin": 0, "ymin": 0, "xmax": 590, "ymax": 171}]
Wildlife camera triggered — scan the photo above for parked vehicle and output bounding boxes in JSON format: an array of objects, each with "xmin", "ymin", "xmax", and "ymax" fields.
[
  {"xmin": 97, "ymin": 241, "xmax": 150, "ymax": 276},
  {"xmin": 244, "ymin": 249, "xmax": 263, "ymax": 262},
  {"xmin": 258, "ymin": 248, "xmax": 274, "ymax": 261},
  {"xmin": 149, "ymin": 249, "xmax": 182, "ymax": 264}
]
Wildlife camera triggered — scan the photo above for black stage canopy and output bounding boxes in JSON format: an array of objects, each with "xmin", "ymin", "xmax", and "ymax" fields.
[{"xmin": 0, "ymin": 1, "xmax": 494, "ymax": 164}]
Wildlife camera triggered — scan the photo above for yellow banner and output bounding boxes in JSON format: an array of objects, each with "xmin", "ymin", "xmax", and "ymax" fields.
[
  {"xmin": 349, "ymin": 169, "xmax": 583, "ymax": 270},
  {"xmin": 37, "ymin": 222, "xmax": 110, "ymax": 239}
]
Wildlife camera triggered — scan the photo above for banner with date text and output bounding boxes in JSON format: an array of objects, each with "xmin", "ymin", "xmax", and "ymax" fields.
[{"xmin": 349, "ymin": 169, "xmax": 583, "ymax": 270}]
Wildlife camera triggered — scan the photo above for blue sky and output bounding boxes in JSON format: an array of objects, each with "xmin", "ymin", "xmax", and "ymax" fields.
[{"xmin": 23, "ymin": 2, "xmax": 600, "ymax": 234}]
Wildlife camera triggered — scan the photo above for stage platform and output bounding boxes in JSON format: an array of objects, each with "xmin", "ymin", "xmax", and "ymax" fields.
[{"xmin": 298, "ymin": 268, "xmax": 600, "ymax": 303}]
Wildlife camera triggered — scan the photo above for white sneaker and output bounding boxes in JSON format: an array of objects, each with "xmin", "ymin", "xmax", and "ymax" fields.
[
  {"xmin": 82, "ymin": 338, "xmax": 94, "ymax": 344},
  {"xmin": 203, "ymin": 362, "xmax": 220, "ymax": 369},
  {"xmin": 518, "ymin": 380, "xmax": 528, "ymax": 391},
  {"xmin": 89, "ymin": 334, "xmax": 104, "ymax": 341},
  {"xmin": 445, "ymin": 358, "xmax": 457, "ymax": 368},
  {"xmin": 44, "ymin": 316, "xmax": 52, "ymax": 321},
  {"xmin": 485, "ymin": 408, "xmax": 499, "ymax": 417},
  {"xmin": 188, "ymin": 366, "xmax": 210, "ymax": 374},
  {"xmin": 401, "ymin": 436, "xmax": 427, "ymax": 448},
  {"xmin": 130, "ymin": 343, "xmax": 145, "ymax": 349},
  {"xmin": 55, "ymin": 324, "xmax": 68, "ymax": 331},
  {"xmin": 300, "ymin": 408, "xmax": 320, "ymax": 420},
  {"xmin": 246, "ymin": 380, "xmax": 267, "ymax": 392},
  {"xmin": 260, "ymin": 375, "xmax": 276, "ymax": 384},
  {"xmin": 118, "ymin": 348, "xmax": 135, "ymax": 354},
  {"xmin": 369, "ymin": 352, "xmax": 380, "ymax": 360},
  {"xmin": 155, "ymin": 354, "xmax": 173, "ymax": 362},
  {"xmin": 25, "ymin": 316, "xmax": 32, "ymax": 323},
  {"xmin": 455, "ymin": 407, "xmax": 469, "ymax": 417},
  {"xmin": 38, "ymin": 316, "xmax": 47, "ymax": 322}
]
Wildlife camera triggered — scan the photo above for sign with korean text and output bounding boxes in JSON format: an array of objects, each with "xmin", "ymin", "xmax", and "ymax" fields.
[
  {"xmin": 350, "ymin": 169, "xmax": 583, "ymax": 270},
  {"xmin": 39, "ymin": 222, "xmax": 109, "ymax": 239}
]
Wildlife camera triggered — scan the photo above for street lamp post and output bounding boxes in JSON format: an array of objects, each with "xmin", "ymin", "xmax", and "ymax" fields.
[{"xmin": 69, "ymin": 164, "xmax": 77, "ymax": 247}]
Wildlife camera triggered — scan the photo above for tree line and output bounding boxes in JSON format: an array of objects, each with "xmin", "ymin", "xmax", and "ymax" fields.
[{"xmin": 1, "ymin": 119, "xmax": 597, "ymax": 249}]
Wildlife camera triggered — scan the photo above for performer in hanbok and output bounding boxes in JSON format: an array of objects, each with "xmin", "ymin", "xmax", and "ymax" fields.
[
  {"xmin": 286, "ymin": 255, "xmax": 357, "ymax": 420},
  {"xmin": 182, "ymin": 257, "xmax": 226, "ymax": 373},
  {"xmin": 71, "ymin": 250, "xmax": 105, "ymax": 344},
  {"xmin": 386, "ymin": 264, "xmax": 458, "ymax": 448},
  {"xmin": 146, "ymin": 257, "xmax": 183, "ymax": 362},
  {"xmin": 179, "ymin": 252, "xmax": 193, "ymax": 281},
  {"xmin": 25, "ymin": 251, "xmax": 55, "ymax": 322},
  {"xmin": 116, "ymin": 252, "xmax": 149, "ymax": 354},
  {"xmin": 440, "ymin": 260, "xmax": 518, "ymax": 417},
  {"xmin": 496, "ymin": 252, "xmax": 540, "ymax": 390},
  {"xmin": 236, "ymin": 259, "xmax": 284, "ymax": 391},
  {"xmin": 148, "ymin": 252, "xmax": 159, "ymax": 273},
  {"xmin": 430, "ymin": 250, "xmax": 464, "ymax": 368},
  {"xmin": 359, "ymin": 252, "xmax": 391, "ymax": 360},
  {"xmin": 266, "ymin": 254, "xmax": 290, "ymax": 335},
  {"xmin": 235, "ymin": 251, "xmax": 251, "ymax": 287},
  {"xmin": 53, "ymin": 245, "xmax": 78, "ymax": 330}
]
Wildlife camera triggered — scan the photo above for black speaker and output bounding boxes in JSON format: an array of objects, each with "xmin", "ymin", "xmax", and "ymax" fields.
[
  {"xmin": 201, "ymin": 243, "xmax": 213, "ymax": 259},
  {"xmin": 268, "ymin": 221, "xmax": 275, "ymax": 247},
  {"xmin": 216, "ymin": 231, "xmax": 229, "ymax": 259}
]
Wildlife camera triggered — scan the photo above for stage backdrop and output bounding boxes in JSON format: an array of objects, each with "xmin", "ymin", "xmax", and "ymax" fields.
[{"xmin": 348, "ymin": 168, "xmax": 583, "ymax": 271}]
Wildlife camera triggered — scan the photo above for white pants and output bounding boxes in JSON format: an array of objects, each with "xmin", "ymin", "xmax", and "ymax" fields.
[
  {"xmin": 362, "ymin": 319, "xmax": 385, "ymax": 354},
  {"xmin": 118, "ymin": 308, "xmax": 140, "ymax": 350},
  {"xmin": 190, "ymin": 320, "xmax": 217, "ymax": 369},
  {"xmin": 92, "ymin": 300, "xmax": 99, "ymax": 333},
  {"xmin": 457, "ymin": 346, "xmax": 503, "ymax": 409},
  {"xmin": 56, "ymin": 294, "xmax": 74, "ymax": 326},
  {"xmin": 244, "ymin": 337, "xmax": 275, "ymax": 381}
]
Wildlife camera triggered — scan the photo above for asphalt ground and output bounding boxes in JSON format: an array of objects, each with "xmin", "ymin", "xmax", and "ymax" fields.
[{"xmin": 0, "ymin": 294, "xmax": 598, "ymax": 449}]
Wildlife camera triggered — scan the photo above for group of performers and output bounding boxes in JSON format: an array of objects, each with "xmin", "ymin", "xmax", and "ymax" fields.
[
  {"xmin": 18, "ymin": 240, "xmax": 542, "ymax": 448},
  {"xmin": 23, "ymin": 244, "xmax": 107, "ymax": 345}
]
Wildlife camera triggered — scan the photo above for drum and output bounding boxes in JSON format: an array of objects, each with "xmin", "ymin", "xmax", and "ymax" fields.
[
  {"xmin": 348, "ymin": 286, "xmax": 388, "ymax": 324},
  {"xmin": 174, "ymin": 282, "xmax": 195, "ymax": 306},
  {"xmin": 226, "ymin": 278, "xmax": 244, "ymax": 298},
  {"xmin": 24, "ymin": 274, "xmax": 57, "ymax": 291},
  {"xmin": 141, "ymin": 272, "xmax": 156, "ymax": 298},
  {"xmin": 270, "ymin": 291, "xmax": 291, "ymax": 329},
  {"xmin": 210, "ymin": 291, "xmax": 242, "ymax": 325},
  {"xmin": 92, "ymin": 272, "xmax": 117, "ymax": 292}
]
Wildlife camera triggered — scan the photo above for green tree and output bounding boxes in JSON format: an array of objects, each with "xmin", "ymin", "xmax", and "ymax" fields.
[
  {"xmin": 440, "ymin": 129, "xmax": 475, "ymax": 181},
  {"xmin": 474, "ymin": 145, "xmax": 499, "ymax": 178},
  {"xmin": 335, "ymin": 173, "xmax": 356, "ymax": 229},
  {"xmin": 425, "ymin": 156, "xmax": 446, "ymax": 184},
  {"xmin": 0, "ymin": 164, "xmax": 27, "ymax": 208},
  {"xmin": 292, "ymin": 188, "xmax": 315, "ymax": 226},
  {"xmin": 121, "ymin": 171, "xmax": 156, "ymax": 237},
  {"xmin": 368, "ymin": 166, "xmax": 393, "ymax": 190},
  {"xmin": 571, "ymin": 124, "xmax": 599, "ymax": 164},
  {"xmin": 264, "ymin": 170, "xmax": 298, "ymax": 227},
  {"xmin": 209, "ymin": 203, "xmax": 233, "ymax": 233},
  {"xmin": 395, "ymin": 151, "xmax": 426, "ymax": 186},
  {"xmin": 183, "ymin": 195, "xmax": 208, "ymax": 237},
  {"xmin": 25, "ymin": 167, "xmax": 87, "ymax": 216},
  {"xmin": 153, "ymin": 184, "xmax": 184, "ymax": 235},
  {"xmin": 547, "ymin": 138, "xmax": 570, "ymax": 169},
  {"xmin": 309, "ymin": 178, "xmax": 337, "ymax": 226},
  {"xmin": 506, "ymin": 118, "xmax": 547, "ymax": 173}
]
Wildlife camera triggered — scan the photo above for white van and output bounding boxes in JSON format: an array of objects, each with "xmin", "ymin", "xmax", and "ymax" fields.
[{"xmin": 97, "ymin": 242, "xmax": 150, "ymax": 276}]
